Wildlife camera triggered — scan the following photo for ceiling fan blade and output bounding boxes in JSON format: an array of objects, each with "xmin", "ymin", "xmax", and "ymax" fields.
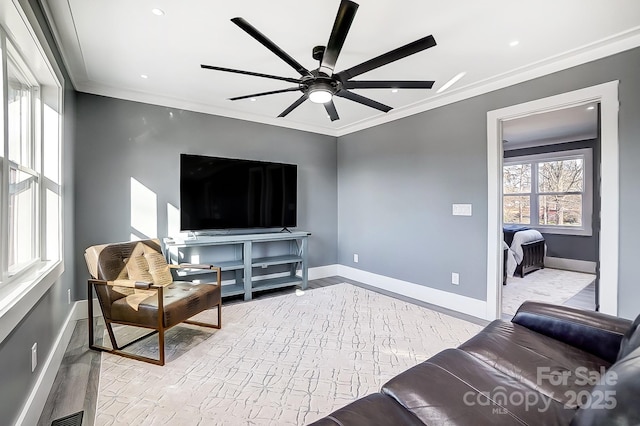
[
  {"xmin": 324, "ymin": 100, "xmax": 340, "ymax": 121},
  {"xmin": 201, "ymin": 65, "xmax": 302, "ymax": 84},
  {"xmin": 335, "ymin": 90, "xmax": 392, "ymax": 113},
  {"xmin": 278, "ymin": 94, "xmax": 308, "ymax": 118},
  {"xmin": 231, "ymin": 17, "xmax": 312, "ymax": 77},
  {"xmin": 229, "ymin": 87, "xmax": 301, "ymax": 101},
  {"xmin": 319, "ymin": 0, "xmax": 359, "ymax": 76},
  {"xmin": 337, "ymin": 35, "xmax": 436, "ymax": 81},
  {"xmin": 344, "ymin": 80, "xmax": 435, "ymax": 89}
]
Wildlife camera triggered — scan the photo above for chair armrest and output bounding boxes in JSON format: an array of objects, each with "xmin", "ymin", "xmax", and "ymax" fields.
[
  {"xmin": 100, "ymin": 279, "xmax": 156, "ymax": 289},
  {"xmin": 512, "ymin": 301, "xmax": 632, "ymax": 363}
]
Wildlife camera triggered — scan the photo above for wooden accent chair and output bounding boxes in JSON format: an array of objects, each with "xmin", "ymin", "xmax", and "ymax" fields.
[{"xmin": 85, "ymin": 239, "xmax": 222, "ymax": 365}]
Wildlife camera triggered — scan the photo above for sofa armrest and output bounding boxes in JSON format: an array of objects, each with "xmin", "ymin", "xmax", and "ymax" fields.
[{"xmin": 512, "ymin": 301, "xmax": 631, "ymax": 364}]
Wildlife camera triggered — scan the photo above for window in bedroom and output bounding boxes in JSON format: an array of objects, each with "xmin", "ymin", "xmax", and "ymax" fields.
[{"xmin": 503, "ymin": 149, "xmax": 592, "ymax": 235}]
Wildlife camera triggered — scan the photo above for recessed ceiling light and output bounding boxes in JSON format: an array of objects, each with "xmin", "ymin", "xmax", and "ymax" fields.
[
  {"xmin": 140, "ymin": 74, "xmax": 148, "ymax": 79},
  {"xmin": 250, "ymin": 98, "xmax": 257, "ymax": 102},
  {"xmin": 436, "ymin": 71, "xmax": 466, "ymax": 94},
  {"xmin": 152, "ymin": 8, "xmax": 165, "ymax": 16},
  {"xmin": 391, "ymin": 89, "xmax": 399, "ymax": 93},
  {"xmin": 509, "ymin": 40, "xmax": 520, "ymax": 47},
  {"xmin": 587, "ymin": 105, "xmax": 595, "ymax": 110}
]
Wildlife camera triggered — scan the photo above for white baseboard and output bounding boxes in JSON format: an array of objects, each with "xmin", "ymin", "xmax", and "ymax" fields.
[
  {"xmin": 74, "ymin": 298, "xmax": 102, "ymax": 320},
  {"xmin": 337, "ymin": 265, "xmax": 487, "ymax": 319},
  {"xmin": 14, "ymin": 302, "xmax": 78, "ymax": 426},
  {"xmin": 544, "ymin": 256, "xmax": 596, "ymax": 274},
  {"xmin": 309, "ymin": 264, "xmax": 338, "ymax": 280}
]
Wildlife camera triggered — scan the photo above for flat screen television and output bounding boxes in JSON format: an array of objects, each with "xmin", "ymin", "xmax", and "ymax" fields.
[{"xmin": 180, "ymin": 154, "xmax": 297, "ymax": 231}]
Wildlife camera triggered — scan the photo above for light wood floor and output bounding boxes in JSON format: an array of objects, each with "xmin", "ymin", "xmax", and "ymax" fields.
[
  {"xmin": 38, "ymin": 277, "xmax": 346, "ymax": 425},
  {"xmin": 562, "ymin": 281, "xmax": 596, "ymax": 310},
  {"xmin": 39, "ymin": 274, "xmax": 592, "ymax": 425}
]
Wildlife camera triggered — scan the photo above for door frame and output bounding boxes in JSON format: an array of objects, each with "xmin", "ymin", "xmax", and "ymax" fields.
[{"xmin": 486, "ymin": 81, "xmax": 619, "ymax": 319}]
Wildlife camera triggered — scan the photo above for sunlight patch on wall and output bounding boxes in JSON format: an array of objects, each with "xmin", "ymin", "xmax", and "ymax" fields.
[
  {"xmin": 167, "ymin": 202, "xmax": 188, "ymax": 239},
  {"xmin": 130, "ymin": 177, "xmax": 157, "ymax": 238}
]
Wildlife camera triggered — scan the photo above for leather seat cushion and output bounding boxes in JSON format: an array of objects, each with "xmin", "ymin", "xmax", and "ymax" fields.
[
  {"xmin": 381, "ymin": 348, "xmax": 574, "ymax": 426},
  {"xmin": 459, "ymin": 320, "xmax": 610, "ymax": 407},
  {"xmin": 307, "ymin": 393, "xmax": 425, "ymax": 426},
  {"xmin": 616, "ymin": 313, "xmax": 640, "ymax": 360},
  {"xmin": 110, "ymin": 281, "xmax": 221, "ymax": 328},
  {"xmin": 571, "ymin": 347, "xmax": 640, "ymax": 426}
]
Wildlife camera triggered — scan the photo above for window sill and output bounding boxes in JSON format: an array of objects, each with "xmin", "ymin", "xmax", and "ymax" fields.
[
  {"xmin": 0, "ymin": 260, "xmax": 64, "ymax": 345},
  {"xmin": 534, "ymin": 226, "xmax": 592, "ymax": 237}
]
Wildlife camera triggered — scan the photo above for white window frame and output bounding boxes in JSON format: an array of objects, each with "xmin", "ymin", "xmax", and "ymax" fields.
[
  {"xmin": 5, "ymin": 49, "xmax": 41, "ymax": 278},
  {"xmin": 503, "ymin": 148, "xmax": 593, "ymax": 236},
  {"xmin": 0, "ymin": 0, "xmax": 64, "ymax": 346}
]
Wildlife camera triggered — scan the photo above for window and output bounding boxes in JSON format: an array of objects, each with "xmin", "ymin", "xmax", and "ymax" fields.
[
  {"xmin": 503, "ymin": 149, "xmax": 592, "ymax": 235},
  {"xmin": 0, "ymin": 25, "xmax": 62, "ymax": 288}
]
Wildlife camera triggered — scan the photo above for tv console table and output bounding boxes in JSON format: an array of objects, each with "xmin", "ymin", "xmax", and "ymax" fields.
[{"xmin": 163, "ymin": 231, "xmax": 310, "ymax": 301}]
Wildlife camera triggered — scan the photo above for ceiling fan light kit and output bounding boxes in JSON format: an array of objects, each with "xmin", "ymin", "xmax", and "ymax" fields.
[
  {"xmin": 201, "ymin": 0, "xmax": 437, "ymax": 121},
  {"xmin": 308, "ymin": 87, "xmax": 334, "ymax": 104}
]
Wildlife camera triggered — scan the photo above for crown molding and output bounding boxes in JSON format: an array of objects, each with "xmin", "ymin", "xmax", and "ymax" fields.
[
  {"xmin": 334, "ymin": 26, "xmax": 640, "ymax": 136},
  {"xmin": 75, "ymin": 81, "xmax": 340, "ymax": 137},
  {"xmin": 40, "ymin": 0, "xmax": 86, "ymax": 89},
  {"xmin": 39, "ymin": 0, "xmax": 640, "ymax": 138}
]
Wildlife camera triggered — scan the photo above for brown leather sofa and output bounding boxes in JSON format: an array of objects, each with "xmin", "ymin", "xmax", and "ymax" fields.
[{"xmin": 310, "ymin": 301, "xmax": 640, "ymax": 425}]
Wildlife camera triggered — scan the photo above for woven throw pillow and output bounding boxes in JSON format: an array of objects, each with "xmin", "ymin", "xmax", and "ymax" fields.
[
  {"xmin": 143, "ymin": 246, "xmax": 173, "ymax": 287},
  {"xmin": 125, "ymin": 254, "xmax": 154, "ymax": 283}
]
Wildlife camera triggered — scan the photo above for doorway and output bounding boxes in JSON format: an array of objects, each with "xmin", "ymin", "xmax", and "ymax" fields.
[
  {"xmin": 500, "ymin": 103, "xmax": 599, "ymax": 318},
  {"xmin": 485, "ymin": 81, "xmax": 619, "ymax": 320}
]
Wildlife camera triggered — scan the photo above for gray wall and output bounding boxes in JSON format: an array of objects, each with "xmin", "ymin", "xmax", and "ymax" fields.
[
  {"xmin": 504, "ymin": 139, "xmax": 600, "ymax": 262},
  {"xmin": 74, "ymin": 94, "xmax": 338, "ymax": 297},
  {"xmin": 0, "ymin": 0, "xmax": 76, "ymax": 423},
  {"xmin": 338, "ymin": 47, "xmax": 640, "ymax": 319}
]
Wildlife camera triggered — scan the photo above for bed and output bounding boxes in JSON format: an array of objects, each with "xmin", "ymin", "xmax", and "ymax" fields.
[{"xmin": 503, "ymin": 225, "xmax": 545, "ymax": 284}]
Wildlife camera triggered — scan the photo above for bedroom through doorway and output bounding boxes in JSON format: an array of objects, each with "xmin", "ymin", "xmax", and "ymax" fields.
[
  {"xmin": 486, "ymin": 81, "xmax": 620, "ymax": 321},
  {"xmin": 499, "ymin": 103, "xmax": 600, "ymax": 318}
]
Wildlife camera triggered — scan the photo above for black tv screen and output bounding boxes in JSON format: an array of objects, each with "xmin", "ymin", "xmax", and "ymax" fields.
[{"xmin": 180, "ymin": 154, "xmax": 297, "ymax": 231}]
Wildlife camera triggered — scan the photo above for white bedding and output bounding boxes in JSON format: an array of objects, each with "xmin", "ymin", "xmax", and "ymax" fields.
[
  {"xmin": 504, "ymin": 229, "xmax": 545, "ymax": 277},
  {"xmin": 503, "ymin": 241, "xmax": 517, "ymax": 277}
]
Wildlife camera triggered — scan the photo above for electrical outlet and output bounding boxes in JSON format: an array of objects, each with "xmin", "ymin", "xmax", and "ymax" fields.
[
  {"xmin": 67, "ymin": 289, "xmax": 71, "ymax": 305},
  {"xmin": 353, "ymin": 254, "xmax": 359, "ymax": 263},
  {"xmin": 31, "ymin": 343, "xmax": 37, "ymax": 372},
  {"xmin": 451, "ymin": 272, "xmax": 460, "ymax": 285}
]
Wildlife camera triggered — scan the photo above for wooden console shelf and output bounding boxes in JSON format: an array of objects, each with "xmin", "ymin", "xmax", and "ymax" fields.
[{"xmin": 163, "ymin": 231, "xmax": 310, "ymax": 300}]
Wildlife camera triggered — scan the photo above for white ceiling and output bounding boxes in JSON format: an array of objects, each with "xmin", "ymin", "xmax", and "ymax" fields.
[
  {"xmin": 502, "ymin": 102, "xmax": 599, "ymax": 150},
  {"xmin": 41, "ymin": 0, "xmax": 640, "ymax": 136}
]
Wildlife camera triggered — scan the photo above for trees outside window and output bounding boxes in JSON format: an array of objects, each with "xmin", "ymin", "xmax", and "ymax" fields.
[{"xmin": 503, "ymin": 149, "xmax": 592, "ymax": 235}]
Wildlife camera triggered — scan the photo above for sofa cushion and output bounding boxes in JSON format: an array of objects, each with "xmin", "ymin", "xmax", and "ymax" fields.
[
  {"xmin": 512, "ymin": 301, "xmax": 631, "ymax": 363},
  {"xmin": 616, "ymin": 313, "xmax": 640, "ymax": 361},
  {"xmin": 307, "ymin": 393, "xmax": 424, "ymax": 426},
  {"xmin": 381, "ymin": 349, "xmax": 574, "ymax": 425},
  {"xmin": 459, "ymin": 320, "xmax": 609, "ymax": 408},
  {"xmin": 571, "ymin": 347, "xmax": 640, "ymax": 426}
]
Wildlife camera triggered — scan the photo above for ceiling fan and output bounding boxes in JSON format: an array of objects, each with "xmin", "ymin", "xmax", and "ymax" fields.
[{"xmin": 201, "ymin": 0, "xmax": 437, "ymax": 121}]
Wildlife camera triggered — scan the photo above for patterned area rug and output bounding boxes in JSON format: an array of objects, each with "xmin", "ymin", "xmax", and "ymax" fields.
[
  {"xmin": 95, "ymin": 283, "xmax": 481, "ymax": 425},
  {"xmin": 502, "ymin": 268, "xmax": 595, "ymax": 316}
]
